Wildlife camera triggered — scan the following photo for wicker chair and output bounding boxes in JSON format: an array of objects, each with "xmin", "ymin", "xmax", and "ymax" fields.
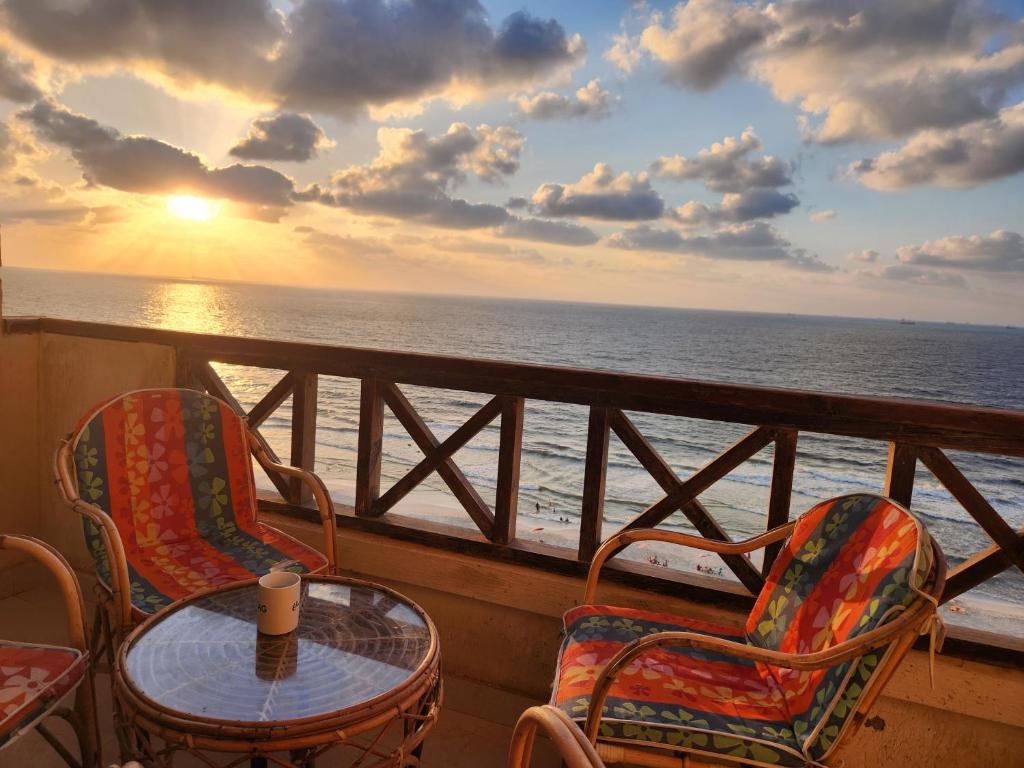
[
  {"xmin": 53, "ymin": 388, "xmax": 338, "ymax": 655},
  {"xmin": 551, "ymin": 493, "xmax": 946, "ymax": 768},
  {"xmin": 509, "ymin": 705, "xmax": 605, "ymax": 768},
  {"xmin": 0, "ymin": 535, "xmax": 101, "ymax": 768}
]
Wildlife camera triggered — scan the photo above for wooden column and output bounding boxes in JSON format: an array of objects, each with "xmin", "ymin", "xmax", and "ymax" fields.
[
  {"xmin": 355, "ymin": 379, "xmax": 384, "ymax": 517},
  {"xmin": 579, "ymin": 407, "xmax": 611, "ymax": 561},
  {"xmin": 289, "ymin": 370, "xmax": 318, "ymax": 504},
  {"xmin": 764, "ymin": 429, "xmax": 798, "ymax": 576},
  {"xmin": 884, "ymin": 442, "xmax": 917, "ymax": 507},
  {"xmin": 494, "ymin": 396, "xmax": 524, "ymax": 545}
]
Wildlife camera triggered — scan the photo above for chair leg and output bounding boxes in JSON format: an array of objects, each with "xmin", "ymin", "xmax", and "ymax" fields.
[{"xmin": 75, "ymin": 670, "xmax": 102, "ymax": 768}]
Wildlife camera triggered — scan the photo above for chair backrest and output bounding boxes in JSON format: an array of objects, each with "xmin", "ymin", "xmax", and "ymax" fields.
[
  {"xmin": 69, "ymin": 389, "xmax": 259, "ymax": 568},
  {"xmin": 745, "ymin": 493, "xmax": 939, "ymax": 761}
]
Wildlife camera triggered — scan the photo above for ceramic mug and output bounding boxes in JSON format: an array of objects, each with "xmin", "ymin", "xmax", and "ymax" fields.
[{"xmin": 256, "ymin": 571, "xmax": 301, "ymax": 635}]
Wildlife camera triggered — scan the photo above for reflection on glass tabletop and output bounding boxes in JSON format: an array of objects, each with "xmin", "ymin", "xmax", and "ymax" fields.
[{"xmin": 122, "ymin": 579, "xmax": 433, "ymax": 724}]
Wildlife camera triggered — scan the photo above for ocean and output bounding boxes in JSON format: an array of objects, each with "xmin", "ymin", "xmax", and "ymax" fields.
[{"xmin": 4, "ymin": 267, "xmax": 1023, "ymax": 635}]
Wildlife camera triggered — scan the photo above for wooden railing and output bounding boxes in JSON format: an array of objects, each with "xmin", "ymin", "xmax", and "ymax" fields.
[{"xmin": 7, "ymin": 316, "xmax": 1024, "ymax": 607}]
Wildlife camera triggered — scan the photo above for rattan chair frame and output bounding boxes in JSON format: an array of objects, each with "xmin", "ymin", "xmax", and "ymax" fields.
[{"xmin": 0, "ymin": 534, "xmax": 102, "ymax": 768}]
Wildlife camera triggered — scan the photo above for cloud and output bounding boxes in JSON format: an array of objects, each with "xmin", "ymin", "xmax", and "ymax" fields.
[
  {"xmin": 2, "ymin": 0, "xmax": 284, "ymax": 91},
  {"xmin": 669, "ymin": 188, "xmax": 799, "ymax": 227},
  {"xmin": 613, "ymin": 0, "xmax": 1024, "ymax": 147},
  {"xmin": 650, "ymin": 128, "xmax": 791, "ymax": 192},
  {"xmin": 426, "ymin": 234, "xmax": 552, "ymax": 265},
  {"xmin": 298, "ymin": 122, "xmax": 523, "ymax": 229},
  {"xmin": 294, "ymin": 224, "xmax": 394, "ymax": 257},
  {"xmin": 531, "ymin": 163, "xmax": 664, "ymax": 221},
  {"xmin": 606, "ymin": 220, "xmax": 835, "ymax": 271},
  {"xmin": 515, "ymin": 79, "xmax": 614, "ymax": 120},
  {"xmin": 811, "ymin": 209, "xmax": 837, "ymax": 222},
  {"xmin": 896, "ymin": 230, "xmax": 1024, "ymax": 273},
  {"xmin": 848, "ymin": 249, "xmax": 879, "ymax": 263},
  {"xmin": 273, "ymin": 4, "xmax": 583, "ymax": 116},
  {"xmin": 0, "ymin": 47, "xmax": 43, "ymax": 103},
  {"xmin": 849, "ymin": 102, "xmax": 1024, "ymax": 189},
  {"xmin": 495, "ymin": 216, "xmax": 599, "ymax": 246},
  {"xmin": 3, "ymin": 1, "xmax": 584, "ymax": 117},
  {"xmin": 229, "ymin": 113, "xmax": 333, "ymax": 162},
  {"xmin": 634, "ymin": 0, "xmax": 768, "ymax": 90},
  {"xmin": 863, "ymin": 263, "xmax": 968, "ymax": 288},
  {"xmin": 0, "ymin": 204, "xmax": 123, "ymax": 226},
  {"xmin": 18, "ymin": 99, "xmax": 296, "ymax": 215}
]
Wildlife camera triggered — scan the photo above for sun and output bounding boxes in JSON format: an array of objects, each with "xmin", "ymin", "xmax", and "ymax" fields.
[{"xmin": 166, "ymin": 195, "xmax": 220, "ymax": 222}]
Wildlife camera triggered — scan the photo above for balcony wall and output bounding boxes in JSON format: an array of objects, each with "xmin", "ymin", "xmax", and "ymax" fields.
[{"xmin": 1, "ymin": 322, "xmax": 1022, "ymax": 768}]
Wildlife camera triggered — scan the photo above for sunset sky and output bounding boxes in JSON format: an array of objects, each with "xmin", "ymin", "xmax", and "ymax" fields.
[{"xmin": 1, "ymin": 0, "xmax": 1023, "ymax": 323}]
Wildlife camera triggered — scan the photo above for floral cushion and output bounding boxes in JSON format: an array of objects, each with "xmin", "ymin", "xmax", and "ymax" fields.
[
  {"xmin": 747, "ymin": 493, "xmax": 935, "ymax": 762},
  {"xmin": 553, "ymin": 606, "xmax": 806, "ymax": 767},
  {"xmin": 554, "ymin": 494, "xmax": 937, "ymax": 767},
  {"xmin": 72, "ymin": 388, "xmax": 328, "ymax": 617},
  {"xmin": 0, "ymin": 641, "xmax": 86, "ymax": 748}
]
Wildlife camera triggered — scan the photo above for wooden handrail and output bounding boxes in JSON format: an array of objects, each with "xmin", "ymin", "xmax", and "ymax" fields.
[{"xmin": 9, "ymin": 316, "xmax": 1024, "ymax": 454}]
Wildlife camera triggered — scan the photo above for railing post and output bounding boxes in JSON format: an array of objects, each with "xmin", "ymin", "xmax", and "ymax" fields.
[
  {"xmin": 764, "ymin": 429, "xmax": 797, "ymax": 576},
  {"xmin": 579, "ymin": 406, "xmax": 610, "ymax": 561},
  {"xmin": 355, "ymin": 379, "xmax": 384, "ymax": 517},
  {"xmin": 289, "ymin": 370, "xmax": 318, "ymax": 504},
  {"xmin": 174, "ymin": 351, "xmax": 199, "ymax": 389},
  {"xmin": 494, "ymin": 396, "xmax": 524, "ymax": 545},
  {"xmin": 884, "ymin": 442, "xmax": 917, "ymax": 507}
]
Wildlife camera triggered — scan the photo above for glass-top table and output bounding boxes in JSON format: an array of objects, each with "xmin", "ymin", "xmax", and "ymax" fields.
[{"xmin": 113, "ymin": 576, "xmax": 442, "ymax": 766}]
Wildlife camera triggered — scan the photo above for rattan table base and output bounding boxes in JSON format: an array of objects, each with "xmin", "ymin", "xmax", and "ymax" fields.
[{"xmin": 112, "ymin": 576, "xmax": 442, "ymax": 767}]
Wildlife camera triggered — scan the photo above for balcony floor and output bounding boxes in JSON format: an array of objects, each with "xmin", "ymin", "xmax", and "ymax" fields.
[{"xmin": 1, "ymin": 584, "xmax": 559, "ymax": 768}]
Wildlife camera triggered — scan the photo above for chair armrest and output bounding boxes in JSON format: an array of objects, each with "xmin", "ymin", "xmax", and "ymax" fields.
[
  {"xmin": 584, "ymin": 523, "xmax": 796, "ymax": 603},
  {"xmin": 248, "ymin": 432, "xmax": 338, "ymax": 573},
  {"xmin": 53, "ymin": 439, "xmax": 134, "ymax": 632},
  {"xmin": 581, "ymin": 599, "xmax": 936, "ymax": 744},
  {"xmin": 510, "ymin": 706, "xmax": 604, "ymax": 768},
  {"xmin": 0, "ymin": 535, "xmax": 89, "ymax": 658}
]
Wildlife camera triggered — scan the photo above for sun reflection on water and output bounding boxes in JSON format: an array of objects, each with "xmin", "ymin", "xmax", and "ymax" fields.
[{"xmin": 143, "ymin": 280, "xmax": 235, "ymax": 336}]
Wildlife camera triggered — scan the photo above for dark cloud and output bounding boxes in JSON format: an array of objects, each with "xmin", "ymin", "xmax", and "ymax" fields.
[
  {"xmin": 607, "ymin": 220, "xmax": 835, "ymax": 271},
  {"xmin": 229, "ymin": 113, "xmax": 332, "ymax": 162},
  {"xmin": 496, "ymin": 216, "xmax": 599, "ymax": 246},
  {"xmin": 2, "ymin": 0, "xmax": 282, "ymax": 90},
  {"xmin": 516, "ymin": 79, "xmax": 614, "ymax": 120},
  {"xmin": 650, "ymin": 128, "xmax": 791, "ymax": 192},
  {"xmin": 670, "ymin": 189, "xmax": 799, "ymax": 227},
  {"xmin": 531, "ymin": 163, "xmax": 664, "ymax": 221},
  {"xmin": 18, "ymin": 100, "xmax": 296, "ymax": 214},
  {"xmin": 0, "ymin": 48, "xmax": 43, "ymax": 103},
  {"xmin": 505, "ymin": 196, "xmax": 528, "ymax": 209},
  {"xmin": 301, "ymin": 122, "xmax": 522, "ymax": 229},
  {"xmin": 896, "ymin": 230, "xmax": 1024, "ymax": 273},
  {"xmin": 849, "ymin": 102, "xmax": 1024, "ymax": 189},
  {"xmin": 3, "ymin": 1, "xmax": 582, "ymax": 116}
]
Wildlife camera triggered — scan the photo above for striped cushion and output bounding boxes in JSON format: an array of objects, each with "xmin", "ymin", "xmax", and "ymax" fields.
[
  {"xmin": 72, "ymin": 388, "xmax": 327, "ymax": 617},
  {"xmin": 746, "ymin": 493, "xmax": 935, "ymax": 760},
  {"xmin": 0, "ymin": 641, "xmax": 86, "ymax": 747},
  {"xmin": 553, "ymin": 606, "xmax": 806, "ymax": 767}
]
